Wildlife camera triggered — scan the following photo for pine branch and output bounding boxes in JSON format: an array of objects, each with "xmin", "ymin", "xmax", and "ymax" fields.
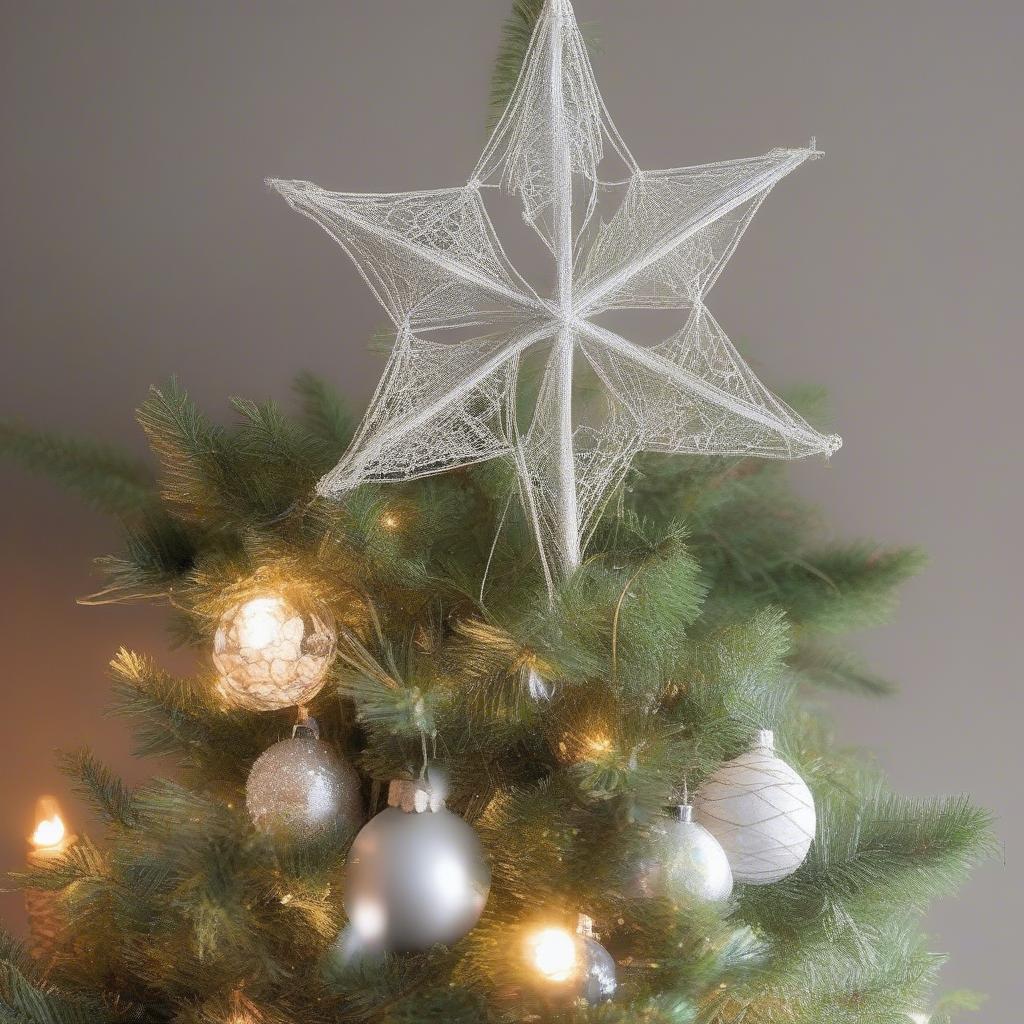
[
  {"xmin": 486, "ymin": 2, "xmax": 603, "ymax": 134},
  {"xmin": 740, "ymin": 790, "xmax": 996, "ymax": 939},
  {"xmin": 108, "ymin": 648, "xmax": 276, "ymax": 773},
  {"xmin": 0, "ymin": 421, "xmax": 155, "ymax": 517},
  {"xmin": 0, "ymin": 954, "xmax": 124, "ymax": 1024},
  {"xmin": 136, "ymin": 380, "xmax": 229, "ymax": 521},
  {"xmin": 292, "ymin": 372, "xmax": 354, "ymax": 456},
  {"xmin": 9, "ymin": 836, "xmax": 108, "ymax": 893},
  {"xmin": 789, "ymin": 640, "xmax": 896, "ymax": 697},
  {"xmin": 754, "ymin": 923, "xmax": 943, "ymax": 1024},
  {"xmin": 774, "ymin": 545, "xmax": 928, "ymax": 633},
  {"xmin": 58, "ymin": 749, "xmax": 138, "ymax": 829},
  {"xmin": 82, "ymin": 511, "xmax": 198, "ymax": 605},
  {"xmin": 487, "ymin": 1, "xmax": 545, "ymax": 130}
]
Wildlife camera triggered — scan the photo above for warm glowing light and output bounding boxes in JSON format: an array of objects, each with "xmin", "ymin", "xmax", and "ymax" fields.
[
  {"xmin": 32, "ymin": 815, "xmax": 65, "ymax": 849},
  {"xmin": 380, "ymin": 512, "xmax": 400, "ymax": 531},
  {"xmin": 31, "ymin": 797, "xmax": 67, "ymax": 849},
  {"xmin": 350, "ymin": 899, "xmax": 386, "ymax": 941},
  {"xmin": 528, "ymin": 926, "xmax": 577, "ymax": 982},
  {"xmin": 236, "ymin": 596, "xmax": 287, "ymax": 650},
  {"xmin": 587, "ymin": 734, "xmax": 612, "ymax": 754}
]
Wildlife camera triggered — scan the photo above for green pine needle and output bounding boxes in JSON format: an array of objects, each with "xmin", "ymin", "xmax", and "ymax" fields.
[{"xmin": 0, "ymin": 420, "xmax": 155, "ymax": 517}]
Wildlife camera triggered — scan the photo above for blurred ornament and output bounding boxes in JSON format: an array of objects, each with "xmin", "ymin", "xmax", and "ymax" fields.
[
  {"xmin": 245, "ymin": 716, "xmax": 362, "ymax": 840},
  {"xmin": 214, "ymin": 590, "xmax": 336, "ymax": 711},
  {"xmin": 645, "ymin": 804, "xmax": 733, "ymax": 902},
  {"xmin": 546, "ymin": 691, "xmax": 617, "ymax": 766},
  {"xmin": 344, "ymin": 778, "xmax": 490, "ymax": 953},
  {"xmin": 527, "ymin": 914, "xmax": 616, "ymax": 1005},
  {"xmin": 693, "ymin": 730, "xmax": 815, "ymax": 884}
]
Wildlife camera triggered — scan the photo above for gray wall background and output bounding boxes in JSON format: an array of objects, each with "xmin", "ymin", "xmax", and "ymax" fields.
[{"xmin": 1, "ymin": 0, "xmax": 1019, "ymax": 1016}]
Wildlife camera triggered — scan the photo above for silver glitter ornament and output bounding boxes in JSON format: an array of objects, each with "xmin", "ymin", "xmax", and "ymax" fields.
[
  {"xmin": 344, "ymin": 780, "xmax": 491, "ymax": 953},
  {"xmin": 214, "ymin": 591, "xmax": 336, "ymax": 711},
  {"xmin": 655, "ymin": 804, "xmax": 733, "ymax": 902},
  {"xmin": 528, "ymin": 915, "xmax": 617, "ymax": 1005},
  {"xmin": 246, "ymin": 727, "xmax": 362, "ymax": 841}
]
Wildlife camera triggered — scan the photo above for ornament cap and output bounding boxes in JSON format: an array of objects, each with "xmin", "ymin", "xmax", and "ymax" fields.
[
  {"xmin": 292, "ymin": 707, "xmax": 320, "ymax": 740},
  {"xmin": 388, "ymin": 778, "xmax": 444, "ymax": 813},
  {"xmin": 676, "ymin": 803, "xmax": 694, "ymax": 823},
  {"xmin": 576, "ymin": 913, "xmax": 594, "ymax": 938},
  {"xmin": 754, "ymin": 728, "xmax": 775, "ymax": 750}
]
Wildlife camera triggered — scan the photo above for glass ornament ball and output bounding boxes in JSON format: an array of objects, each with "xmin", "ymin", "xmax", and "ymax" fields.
[
  {"xmin": 658, "ymin": 804, "xmax": 733, "ymax": 902},
  {"xmin": 344, "ymin": 784, "xmax": 491, "ymax": 954},
  {"xmin": 575, "ymin": 932, "xmax": 617, "ymax": 1005},
  {"xmin": 527, "ymin": 916, "xmax": 617, "ymax": 1005},
  {"xmin": 213, "ymin": 593, "xmax": 337, "ymax": 711},
  {"xmin": 245, "ymin": 735, "xmax": 362, "ymax": 841}
]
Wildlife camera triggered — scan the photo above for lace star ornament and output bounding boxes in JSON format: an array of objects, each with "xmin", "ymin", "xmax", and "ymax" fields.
[{"xmin": 270, "ymin": 0, "xmax": 841, "ymax": 592}]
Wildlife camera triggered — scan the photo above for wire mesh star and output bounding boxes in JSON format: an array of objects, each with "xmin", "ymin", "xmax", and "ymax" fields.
[{"xmin": 270, "ymin": 0, "xmax": 841, "ymax": 593}]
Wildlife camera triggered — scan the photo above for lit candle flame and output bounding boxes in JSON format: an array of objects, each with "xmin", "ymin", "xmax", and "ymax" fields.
[{"xmin": 31, "ymin": 813, "xmax": 65, "ymax": 849}]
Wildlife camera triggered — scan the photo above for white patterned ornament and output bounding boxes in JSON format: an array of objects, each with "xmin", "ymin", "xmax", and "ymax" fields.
[
  {"xmin": 213, "ymin": 592, "xmax": 336, "ymax": 711},
  {"xmin": 693, "ymin": 730, "xmax": 815, "ymax": 884}
]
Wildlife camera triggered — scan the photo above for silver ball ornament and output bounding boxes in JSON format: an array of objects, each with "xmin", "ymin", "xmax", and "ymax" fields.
[
  {"xmin": 575, "ymin": 931, "xmax": 617, "ymax": 1004},
  {"xmin": 528, "ymin": 916, "xmax": 616, "ymax": 1005},
  {"xmin": 344, "ymin": 781, "xmax": 490, "ymax": 953},
  {"xmin": 246, "ymin": 733, "xmax": 362, "ymax": 840},
  {"xmin": 214, "ymin": 592, "xmax": 336, "ymax": 711},
  {"xmin": 648, "ymin": 805, "xmax": 733, "ymax": 902},
  {"xmin": 693, "ymin": 730, "xmax": 815, "ymax": 884}
]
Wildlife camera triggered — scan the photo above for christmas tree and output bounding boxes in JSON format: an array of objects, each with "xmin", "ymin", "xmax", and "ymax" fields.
[{"xmin": 1, "ymin": 3, "xmax": 992, "ymax": 1023}]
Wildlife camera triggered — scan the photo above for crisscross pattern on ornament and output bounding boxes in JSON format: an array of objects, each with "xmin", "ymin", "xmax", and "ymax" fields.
[
  {"xmin": 693, "ymin": 745, "xmax": 816, "ymax": 884},
  {"xmin": 270, "ymin": 0, "xmax": 841, "ymax": 592}
]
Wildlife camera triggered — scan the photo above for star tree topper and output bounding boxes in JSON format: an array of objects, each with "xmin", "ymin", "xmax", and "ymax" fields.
[{"xmin": 270, "ymin": 0, "xmax": 841, "ymax": 593}]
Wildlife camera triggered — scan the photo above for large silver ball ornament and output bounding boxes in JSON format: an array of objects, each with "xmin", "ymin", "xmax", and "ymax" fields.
[
  {"xmin": 344, "ymin": 782, "xmax": 490, "ymax": 953},
  {"xmin": 246, "ymin": 734, "xmax": 362, "ymax": 841},
  {"xmin": 214, "ymin": 592, "xmax": 336, "ymax": 711},
  {"xmin": 693, "ymin": 730, "xmax": 815, "ymax": 884}
]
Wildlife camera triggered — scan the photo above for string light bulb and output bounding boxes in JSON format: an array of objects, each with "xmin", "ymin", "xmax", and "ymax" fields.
[
  {"xmin": 528, "ymin": 926, "xmax": 577, "ymax": 982},
  {"xmin": 525, "ymin": 914, "xmax": 617, "ymax": 1004}
]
